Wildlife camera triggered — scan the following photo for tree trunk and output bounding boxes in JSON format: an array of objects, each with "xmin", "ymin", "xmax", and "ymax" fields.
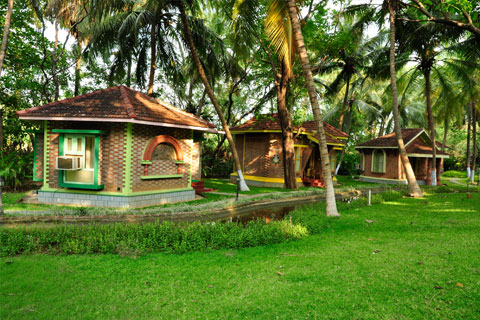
[
  {"xmin": 338, "ymin": 75, "xmax": 350, "ymax": 131},
  {"xmin": 335, "ymin": 100, "xmax": 354, "ymax": 175},
  {"xmin": 425, "ymin": 68, "xmax": 437, "ymax": 185},
  {"xmin": 286, "ymin": 0, "xmax": 338, "ymax": 216},
  {"xmin": 442, "ymin": 119, "xmax": 448, "ymax": 152},
  {"xmin": 276, "ymin": 67, "xmax": 297, "ymax": 189},
  {"xmin": 466, "ymin": 102, "xmax": 472, "ymax": 178},
  {"xmin": 471, "ymin": 103, "xmax": 477, "ymax": 183},
  {"xmin": 0, "ymin": 109, "xmax": 3, "ymax": 150},
  {"xmin": 177, "ymin": 0, "xmax": 249, "ymax": 191},
  {"xmin": 0, "ymin": 0, "xmax": 13, "ymax": 76},
  {"xmin": 126, "ymin": 56, "xmax": 132, "ymax": 87},
  {"xmin": 74, "ymin": 42, "xmax": 82, "ymax": 96},
  {"xmin": 147, "ymin": 24, "xmax": 156, "ymax": 96},
  {"xmin": 52, "ymin": 20, "xmax": 60, "ymax": 101},
  {"xmin": 196, "ymin": 89, "xmax": 207, "ymax": 117},
  {"xmin": 388, "ymin": 0, "xmax": 422, "ymax": 197}
]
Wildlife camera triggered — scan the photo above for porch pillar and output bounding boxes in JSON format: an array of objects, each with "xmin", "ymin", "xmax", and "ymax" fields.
[{"xmin": 426, "ymin": 158, "xmax": 432, "ymax": 185}]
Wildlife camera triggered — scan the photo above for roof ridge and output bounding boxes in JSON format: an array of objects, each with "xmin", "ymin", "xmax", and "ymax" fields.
[
  {"xmin": 122, "ymin": 86, "xmax": 216, "ymax": 128},
  {"xmin": 119, "ymin": 86, "xmax": 137, "ymax": 119}
]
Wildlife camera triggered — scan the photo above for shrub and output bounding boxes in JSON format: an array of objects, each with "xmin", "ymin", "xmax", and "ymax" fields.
[
  {"xmin": 0, "ymin": 150, "xmax": 34, "ymax": 191},
  {"xmin": 0, "ymin": 220, "xmax": 308, "ymax": 256}
]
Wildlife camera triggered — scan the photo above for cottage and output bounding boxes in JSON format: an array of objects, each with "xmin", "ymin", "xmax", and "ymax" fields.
[
  {"xmin": 355, "ymin": 128, "xmax": 449, "ymax": 185},
  {"xmin": 17, "ymin": 86, "xmax": 218, "ymax": 208},
  {"xmin": 229, "ymin": 114, "xmax": 348, "ymax": 187}
]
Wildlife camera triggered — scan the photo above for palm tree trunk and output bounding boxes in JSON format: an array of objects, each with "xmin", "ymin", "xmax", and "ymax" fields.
[
  {"xmin": 195, "ymin": 89, "xmax": 207, "ymax": 117},
  {"xmin": 74, "ymin": 41, "xmax": 82, "ymax": 96},
  {"xmin": 276, "ymin": 67, "xmax": 297, "ymax": 189},
  {"xmin": 471, "ymin": 103, "xmax": 477, "ymax": 183},
  {"xmin": 338, "ymin": 75, "xmax": 350, "ymax": 131},
  {"xmin": 466, "ymin": 102, "xmax": 472, "ymax": 178},
  {"xmin": 335, "ymin": 100, "xmax": 353, "ymax": 175},
  {"xmin": 0, "ymin": 0, "xmax": 13, "ymax": 75},
  {"xmin": 177, "ymin": 0, "xmax": 249, "ymax": 191},
  {"xmin": 442, "ymin": 119, "xmax": 448, "ymax": 152},
  {"xmin": 126, "ymin": 56, "xmax": 132, "ymax": 87},
  {"xmin": 52, "ymin": 19, "xmax": 60, "ymax": 101},
  {"xmin": 286, "ymin": 0, "xmax": 338, "ymax": 216},
  {"xmin": 388, "ymin": 0, "xmax": 422, "ymax": 197},
  {"xmin": 147, "ymin": 24, "xmax": 156, "ymax": 96},
  {"xmin": 425, "ymin": 68, "xmax": 437, "ymax": 185}
]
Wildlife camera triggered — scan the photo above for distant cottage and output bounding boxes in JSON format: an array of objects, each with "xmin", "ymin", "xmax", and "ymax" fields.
[
  {"xmin": 17, "ymin": 86, "xmax": 218, "ymax": 208},
  {"xmin": 355, "ymin": 129, "xmax": 449, "ymax": 185},
  {"xmin": 229, "ymin": 114, "xmax": 348, "ymax": 187}
]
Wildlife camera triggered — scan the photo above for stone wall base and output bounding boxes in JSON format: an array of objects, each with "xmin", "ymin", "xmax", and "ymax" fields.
[{"xmin": 38, "ymin": 190, "xmax": 195, "ymax": 208}]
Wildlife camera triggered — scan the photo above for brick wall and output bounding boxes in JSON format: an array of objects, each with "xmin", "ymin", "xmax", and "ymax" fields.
[
  {"xmin": 45, "ymin": 121, "xmax": 196, "ymax": 193},
  {"xmin": 235, "ymin": 132, "xmax": 326, "ymax": 179},
  {"xmin": 47, "ymin": 121, "xmax": 126, "ymax": 191},
  {"xmin": 34, "ymin": 133, "xmax": 44, "ymax": 181},
  {"xmin": 100, "ymin": 123, "xmax": 126, "ymax": 192},
  {"xmin": 362, "ymin": 149, "xmax": 400, "ymax": 179},
  {"xmin": 130, "ymin": 124, "xmax": 192, "ymax": 192},
  {"xmin": 191, "ymin": 141, "xmax": 201, "ymax": 181}
]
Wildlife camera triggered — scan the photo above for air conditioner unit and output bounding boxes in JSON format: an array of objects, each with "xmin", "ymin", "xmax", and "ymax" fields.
[{"xmin": 56, "ymin": 156, "xmax": 83, "ymax": 170}]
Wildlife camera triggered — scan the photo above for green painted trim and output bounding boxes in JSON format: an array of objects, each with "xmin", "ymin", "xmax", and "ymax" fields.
[
  {"xmin": 56, "ymin": 183, "xmax": 105, "ymax": 190},
  {"xmin": 174, "ymin": 160, "xmax": 185, "ymax": 164},
  {"xmin": 94, "ymin": 135, "xmax": 100, "ymax": 186},
  {"xmin": 32, "ymin": 134, "xmax": 43, "ymax": 182},
  {"xmin": 43, "ymin": 120, "xmax": 49, "ymax": 188},
  {"xmin": 52, "ymin": 129, "xmax": 108, "ymax": 134},
  {"xmin": 189, "ymin": 130, "xmax": 193, "ymax": 186},
  {"xmin": 141, "ymin": 160, "xmax": 152, "ymax": 165},
  {"xmin": 123, "ymin": 123, "xmax": 133, "ymax": 194},
  {"xmin": 58, "ymin": 134, "xmax": 103, "ymax": 190},
  {"xmin": 140, "ymin": 174, "xmax": 184, "ymax": 180},
  {"xmin": 26, "ymin": 129, "xmax": 43, "ymax": 133},
  {"xmin": 39, "ymin": 186, "xmax": 193, "ymax": 197}
]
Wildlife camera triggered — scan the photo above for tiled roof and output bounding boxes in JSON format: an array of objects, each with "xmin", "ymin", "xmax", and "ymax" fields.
[
  {"xmin": 356, "ymin": 128, "xmax": 448, "ymax": 156},
  {"xmin": 17, "ymin": 86, "xmax": 217, "ymax": 132},
  {"xmin": 230, "ymin": 114, "xmax": 348, "ymax": 145},
  {"xmin": 356, "ymin": 129, "xmax": 423, "ymax": 147}
]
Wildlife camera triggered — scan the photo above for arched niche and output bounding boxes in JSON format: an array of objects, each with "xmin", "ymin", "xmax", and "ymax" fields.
[
  {"xmin": 141, "ymin": 135, "xmax": 185, "ymax": 178},
  {"xmin": 143, "ymin": 135, "xmax": 184, "ymax": 162}
]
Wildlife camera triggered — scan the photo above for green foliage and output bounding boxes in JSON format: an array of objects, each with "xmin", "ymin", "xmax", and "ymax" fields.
[
  {"xmin": 337, "ymin": 152, "xmax": 360, "ymax": 175},
  {"xmin": 0, "ymin": 219, "xmax": 308, "ymax": 256},
  {"xmin": 442, "ymin": 170, "xmax": 468, "ymax": 178},
  {"xmin": 202, "ymin": 156, "xmax": 233, "ymax": 178},
  {"xmin": 288, "ymin": 190, "xmax": 407, "ymax": 234},
  {"xmin": 0, "ymin": 150, "xmax": 34, "ymax": 191}
]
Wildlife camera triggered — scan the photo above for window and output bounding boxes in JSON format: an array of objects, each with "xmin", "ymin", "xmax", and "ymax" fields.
[
  {"xmin": 294, "ymin": 147, "xmax": 302, "ymax": 172},
  {"xmin": 371, "ymin": 149, "xmax": 386, "ymax": 173},
  {"xmin": 58, "ymin": 134, "xmax": 102, "ymax": 189},
  {"xmin": 330, "ymin": 151, "xmax": 337, "ymax": 171}
]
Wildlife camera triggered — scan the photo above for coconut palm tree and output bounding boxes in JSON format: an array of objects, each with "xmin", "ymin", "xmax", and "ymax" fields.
[
  {"xmin": 176, "ymin": 0, "xmax": 249, "ymax": 191},
  {"xmin": 385, "ymin": 0, "xmax": 423, "ymax": 196},
  {"xmin": 347, "ymin": 0, "xmax": 422, "ymax": 196},
  {"xmin": 285, "ymin": 0, "xmax": 339, "ymax": 216}
]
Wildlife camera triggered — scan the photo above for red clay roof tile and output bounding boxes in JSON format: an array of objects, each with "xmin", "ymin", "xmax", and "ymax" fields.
[
  {"xmin": 230, "ymin": 114, "xmax": 348, "ymax": 145},
  {"xmin": 356, "ymin": 128, "xmax": 448, "ymax": 156},
  {"xmin": 17, "ymin": 86, "xmax": 217, "ymax": 131}
]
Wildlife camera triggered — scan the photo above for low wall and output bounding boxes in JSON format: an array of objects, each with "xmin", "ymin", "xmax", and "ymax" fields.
[{"xmin": 38, "ymin": 190, "xmax": 195, "ymax": 208}]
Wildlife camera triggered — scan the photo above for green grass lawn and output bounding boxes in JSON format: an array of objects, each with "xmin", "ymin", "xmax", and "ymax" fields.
[{"xmin": 1, "ymin": 192, "xmax": 479, "ymax": 319}]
